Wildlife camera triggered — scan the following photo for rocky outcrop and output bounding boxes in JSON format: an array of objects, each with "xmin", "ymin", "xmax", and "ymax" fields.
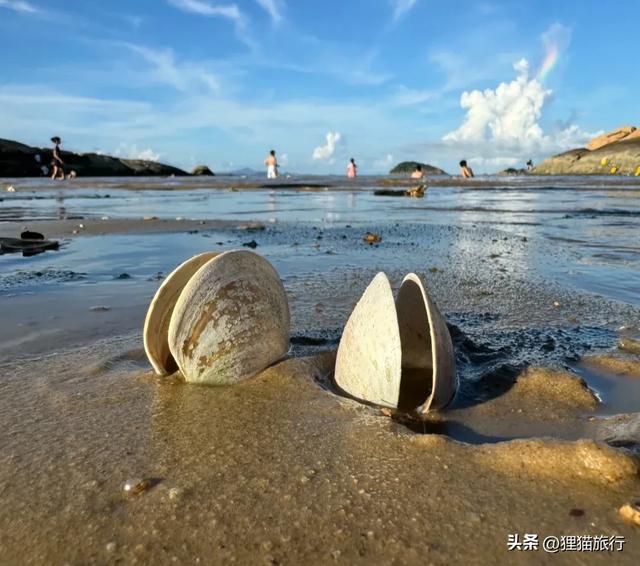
[
  {"xmin": 0, "ymin": 138, "xmax": 188, "ymax": 177},
  {"xmin": 389, "ymin": 161, "xmax": 448, "ymax": 176},
  {"xmin": 533, "ymin": 137, "xmax": 640, "ymax": 176},
  {"xmin": 191, "ymin": 165, "xmax": 214, "ymax": 176},
  {"xmin": 498, "ymin": 168, "xmax": 528, "ymax": 176},
  {"xmin": 587, "ymin": 126, "xmax": 638, "ymax": 151}
]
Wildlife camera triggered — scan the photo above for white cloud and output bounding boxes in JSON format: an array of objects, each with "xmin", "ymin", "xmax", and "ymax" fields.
[
  {"xmin": 114, "ymin": 143, "xmax": 160, "ymax": 162},
  {"xmin": 312, "ymin": 132, "xmax": 342, "ymax": 160},
  {"xmin": 123, "ymin": 43, "xmax": 220, "ymax": 94},
  {"xmin": 389, "ymin": 86, "xmax": 436, "ymax": 106},
  {"xmin": 255, "ymin": 0, "xmax": 283, "ymax": 24},
  {"xmin": 373, "ymin": 154, "xmax": 394, "ymax": 169},
  {"xmin": 167, "ymin": 0, "xmax": 253, "ymax": 47},
  {"xmin": 442, "ymin": 59, "xmax": 595, "ymax": 161},
  {"xmin": 168, "ymin": 0, "xmax": 240, "ymax": 19},
  {"xmin": 0, "ymin": 0, "xmax": 38, "ymax": 13},
  {"xmin": 390, "ymin": 0, "xmax": 418, "ymax": 22}
]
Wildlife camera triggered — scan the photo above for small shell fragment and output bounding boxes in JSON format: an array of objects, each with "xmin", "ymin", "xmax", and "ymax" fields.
[
  {"xmin": 123, "ymin": 478, "xmax": 151, "ymax": 495},
  {"xmin": 618, "ymin": 502, "xmax": 640, "ymax": 526}
]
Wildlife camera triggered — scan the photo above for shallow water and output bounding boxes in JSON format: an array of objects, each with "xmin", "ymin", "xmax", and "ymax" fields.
[{"xmin": 3, "ymin": 175, "xmax": 640, "ymax": 305}]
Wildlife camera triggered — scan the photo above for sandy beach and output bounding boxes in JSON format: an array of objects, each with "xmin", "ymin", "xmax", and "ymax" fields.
[{"xmin": 1, "ymin": 177, "xmax": 639, "ymax": 564}]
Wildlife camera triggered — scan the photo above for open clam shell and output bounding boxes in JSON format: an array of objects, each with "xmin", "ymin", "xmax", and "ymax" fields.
[
  {"xmin": 335, "ymin": 272, "xmax": 456, "ymax": 413},
  {"xmin": 144, "ymin": 252, "xmax": 220, "ymax": 376},
  {"xmin": 167, "ymin": 250, "xmax": 290, "ymax": 384}
]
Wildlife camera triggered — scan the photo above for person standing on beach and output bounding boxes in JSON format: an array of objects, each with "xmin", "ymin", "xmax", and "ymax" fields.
[
  {"xmin": 264, "ymin": 150, "xmax": 278, "ymax": 179},
  {"xmin": 51, "ymin": 137, "xmax": 65, "ymax": 180},
  {"xmin": 347, "ymin": 158, "xmax": 357, "ymax": 178},
  {"xmin": 459, "ymin": 160, "xmax": 474, "ymax": 178}
]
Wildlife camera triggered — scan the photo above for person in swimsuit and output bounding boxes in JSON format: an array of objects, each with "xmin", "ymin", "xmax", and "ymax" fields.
[
  {"xmin": 264, "ymin": 150, "xmax": 278, "ymax": 179},
  {"xmin": 51, "ymin": 137, "xmax": 65, "ymax": 180},
  {"xmin": 410, "ymin": 164, "xmax": 424, "ymax": 179},
  {"xmin": 347, "ymin": 158, "xmax": 357, "ymax": 178},
  {"xmin": 459, "ymin": 160, "xmax": 474, "ymax": 178}
]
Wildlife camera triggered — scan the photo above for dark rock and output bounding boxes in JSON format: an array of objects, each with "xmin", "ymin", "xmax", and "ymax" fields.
[
  {"xmin": 0, "ymin": 138, "xmax": 188, "ymax": 178},
  {"xmin": 20, "ymin": 230, "xmax": 44, "ymax": 240},
  {"xmin": 498, "ymin": 168, "xmax": 529, "ymax": 176},
  {"xmin": 191, "ymin": 165, "xmax": 214, "ymax": 176},
  {"xmin": 0, "ymin": 236, "xmax": 59, "ymax": 256},
  {"xmin": 242, "ymin": 240, "xmax": 258, "ymax": 249},
  {"xmin": 389, "ymin": 161, "xmax": 448, "ymax": 176}
]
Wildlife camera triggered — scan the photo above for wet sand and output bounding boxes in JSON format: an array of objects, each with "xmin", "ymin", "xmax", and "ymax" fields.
[{"xmin": 1, "ymin": 180, "xmax": 640, "ymax": 563}]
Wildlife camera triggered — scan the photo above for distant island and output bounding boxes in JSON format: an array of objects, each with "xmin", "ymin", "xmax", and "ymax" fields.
[
  {"xmin": 0, "ymin": 138, "xmax": 190, "ymax": 177},
  {"xmin": 533, "ymin": 126, "xmax": 640, "ymax": 176},
  {"xmin": 389, "ymin": 161, "xmax": 448, "ymax": 176}
]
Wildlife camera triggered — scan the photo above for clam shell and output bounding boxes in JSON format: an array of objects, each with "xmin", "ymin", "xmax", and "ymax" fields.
[
  {"xmin": 396, "ymin": 273, "xmax": 457, "ymax": 413},
  {"xmin": 144, "ymin": 252, "xmax": 220, "ymax": 376},
  {"xmin": 335, "ymin": 272, "xmax": 457, "ymax": 413},
  {"xmin": 335, "ymin": 272, "xmax": 402, "ymax": 407},
  {"xmin": 168, "ymin": 250, "xmax": 290, "ymax": 384}
]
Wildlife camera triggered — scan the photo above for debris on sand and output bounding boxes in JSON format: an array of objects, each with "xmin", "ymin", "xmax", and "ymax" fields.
[
  {"xmin": 122, "ymin": 478, "xmax": 151, "ymax": 495},
  {"xmin": 618, "ymin": 502, "xmax": 640, "ymax": 526},
  {"xmin": 363, "ymin": 232, "xmax": 381, "ymax": 244},
  {"xmin": 242, "ymin": 240, "xmax": 258, "ymax": 248}
]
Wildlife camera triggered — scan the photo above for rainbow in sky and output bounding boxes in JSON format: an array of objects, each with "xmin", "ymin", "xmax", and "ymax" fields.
[{"xmin": 536, "ymin": 42, "xmax": 559, "ymax": 81}]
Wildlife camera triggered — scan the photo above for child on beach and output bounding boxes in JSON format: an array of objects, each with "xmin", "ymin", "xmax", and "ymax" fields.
[
  {"xmin": 265, "ymin": 150, "xmax": 278, "ymax": 179},
  {"xmin": 459, "ymin": 160, "xmax": 474, "ymax": 178},
  {"xmin": 347, "ymin": 158, "xmax": 357, "ymax": 178},
  {"xmin": 411, "ymin": 165, "xmax": 424, "ymax": 179},
  {"xmin": 51, "ymin": 137, "xmax": 65, "ymax": 180}
]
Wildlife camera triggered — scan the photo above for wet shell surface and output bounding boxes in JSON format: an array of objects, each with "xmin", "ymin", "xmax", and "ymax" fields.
[
  {"xmin": 144, "ymin": 252, "xmax": 220, "ymax": 376},
  {"xmin": 335, "ymin": 272, "xmax": 457, "ymax": 413},
  {"xmin": 167, "ymin": 250, "xmax": 290, "ymax": 384}
]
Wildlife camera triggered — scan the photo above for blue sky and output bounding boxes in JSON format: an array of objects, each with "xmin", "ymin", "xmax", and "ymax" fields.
[{"xmin": 1, "ymin": 0, "xmax": 638, "ymax": 173}]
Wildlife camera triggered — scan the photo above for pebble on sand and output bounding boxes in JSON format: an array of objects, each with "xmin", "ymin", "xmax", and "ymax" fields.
[
  {"xmin": 618, "ymin": 502, "xmax": 640, "ymax": 526},
  {"xmin": 363, "ymin": 232, "xmax": 382, "ymax": 244},
  {"xmin": 122, "ymin": 478, "xmax": 151, "ymax": 495}
]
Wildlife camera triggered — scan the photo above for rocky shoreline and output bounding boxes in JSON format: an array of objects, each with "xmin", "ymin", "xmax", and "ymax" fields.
[
  {"xmin": 0, "ymin": 138, "xmax": 189, "ymax": 177},
  {"xmin": 534, "ymin": 127, "xmax": 640, "ymax": 176}
]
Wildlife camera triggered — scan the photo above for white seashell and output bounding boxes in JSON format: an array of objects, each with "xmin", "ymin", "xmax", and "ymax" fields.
[
  {"xmin": 144, "ymin": 252, "xmax": 220, "ymax": 376},
  {"xmin": 167, "ymin": 250, "xmax": 290, "ymax": 384},
  {"xmin": 335, "ymin": 272, "xmax": 456, "ymax": 413}
]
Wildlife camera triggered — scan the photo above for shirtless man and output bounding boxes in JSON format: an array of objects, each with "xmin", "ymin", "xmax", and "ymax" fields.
[
  {"xmin": 51, "ymin": 137, "xmax": 65, "ymax": 180},
  {"xmin": 410, "ymin": 164, "xmax": 424, "ymax": 179},
  {"xmin": 264, "ymin": 150, "xmax": 278, "ymax": 179},
  {"xmin": 459, "ymin": 160, "xmax": 474, "ymax": 178}
]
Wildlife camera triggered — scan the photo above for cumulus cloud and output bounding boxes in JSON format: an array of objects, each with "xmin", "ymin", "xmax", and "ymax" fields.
[
  {"xmin": 443, "ymin": 59, "xmax": 595, "ymax": 161},
  {"xmin": 312, "ymin": 132, "xmax": 342, "ymax": 161},
  {"xmin": 0, "ymin": 0, "xmax": 38, "ymax": 13},
  {"xmin": 255, "ymin": 0, "xmax": 283, "ymax": 24},
  {"xmin": 114, "ymin": 143, "xmax": 161, "ymax": 162},
  {"xmin": 390, "ymin": 0, "xmax": 418, "ymax": 22}
]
